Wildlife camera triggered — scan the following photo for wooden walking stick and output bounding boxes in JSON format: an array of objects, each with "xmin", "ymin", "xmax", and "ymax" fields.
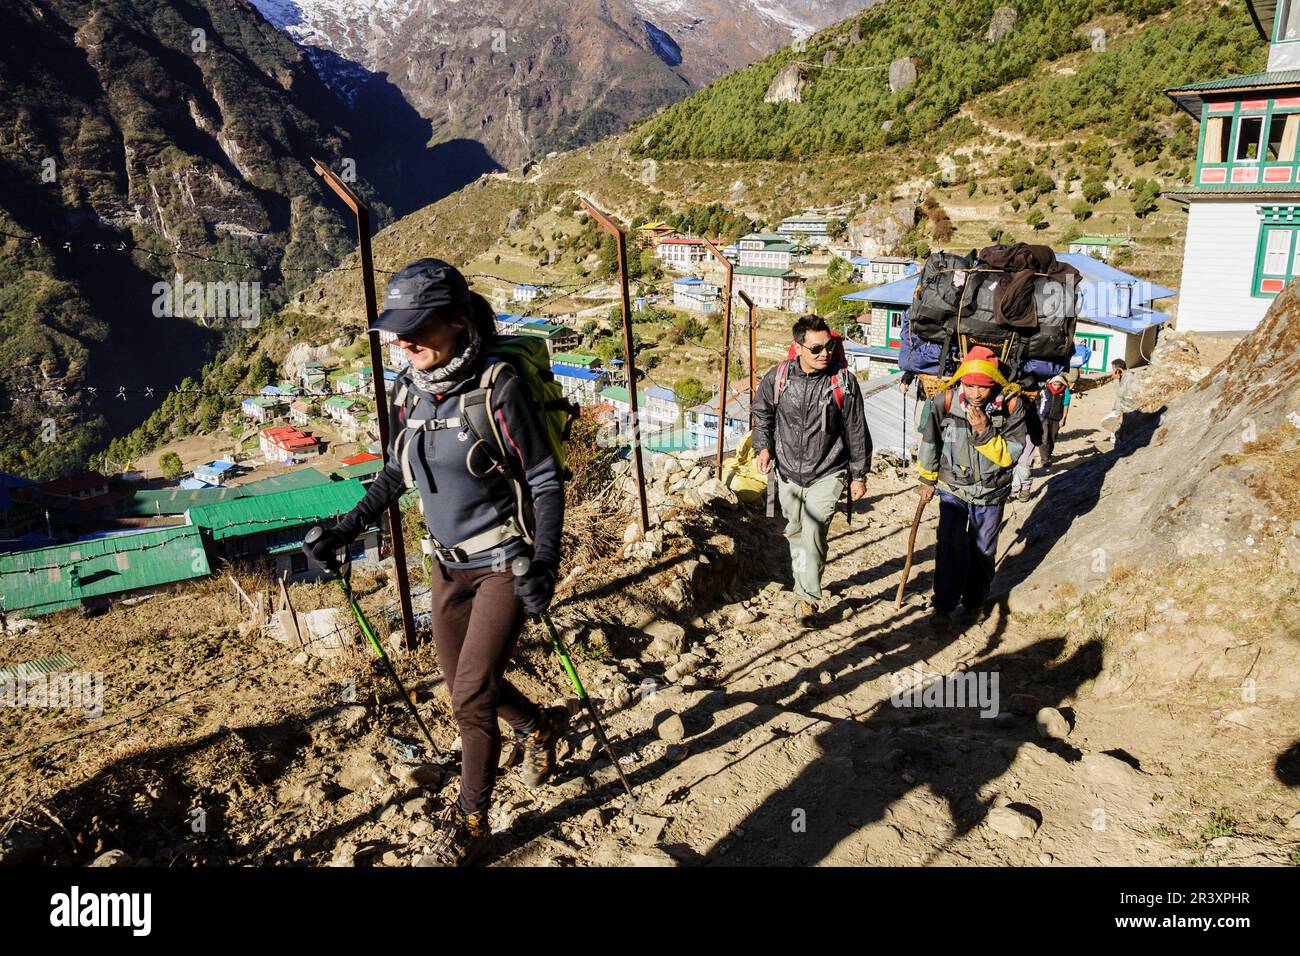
[{"xmin": 895, "ymin": 493, "xmax": 929, "ymax": 608}]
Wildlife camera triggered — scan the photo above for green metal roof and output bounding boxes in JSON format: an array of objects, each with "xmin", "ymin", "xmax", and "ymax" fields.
[
  {"xmin": 234, "ymin": 467, "xmax": 330, "ymax": 496},
  {"xmin": 331, "ymin": 459, "xmax": 384, "ymax": 481},
  {"xmin": 1166, "ymin": 70, "xmax": 1300, "ymax": 93},
  {"xmin": 551, "ymin": 351, "xmax": 600, "ymax": 366},
  {"xmin": 740, "ymin": 233, "xmax": 787, "ymax": 242},
  {"xmin": 1165, "ymin": 185, "xmax": 1300, "ymax": 201},
  {"xmin": 1072, "ymin": 236, "xmax": 1131, "ymax": 247},
  {"xmin": 735, "ymin": 266, "xmax": 800, "ymax": 277},
  {"xmin": 121, "ymin": 486, "xmax": 246, "ymax": 516},
  {"xmin": 188, "ymin": 479, "xmax": 365, "ymax": 541},
  {"xmin": 323, "ymin": 395, "xmax": 361, "ymax": 409},
  {"xmin": 0, "ymin": 526, "xmax": 210, "ymax": 616},
  {"xmin": 516, "ymin": 323, "xmax": 565, "ymax": 337}
]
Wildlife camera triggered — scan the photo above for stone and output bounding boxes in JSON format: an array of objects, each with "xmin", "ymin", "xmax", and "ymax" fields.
[
  {"xmin": 1035, "ymin": 707, "xmax": 1071, "ymax": 740},
  {"xmin": 1079, "ymin": 753, "xmax": 1141, "ymax": 786},
  {"xmin": 654, "ymin": 711, "xmax": 687, "ymax": 742},
  {"xmin": 623, "ymin": 521, "xmax": 641, "ymax": 543},
  {"xmin": 88, "ymin": 849, "xmax": 133, "ymax": 867},
  {"xmin": 1285, "ymin": 811, "xmax": 1300, "ymax": 830},
  {"xmin": 731, "ymin": 606, "xmax": 757, "ymax": 627},
  {"xmin": 632, "ymin": 814, "xmax": 669, "ymax": 846},
  {"xmin": 336, "ymin": 751, "xmax": 385, "ymax": 792},
  {"xmin": 1038, "ymin": 852, "xmax": 1053, "ymax": 865},
  {"xmin": 403, "ymin": 797, "xmax": 434, "ymax": 816},
  {"xmin": 985, "ymin": 805, "xmax": 1039, "ymax": 839},
  {"xmin": 644, "ymin": 620, "xmax": 686, "ymax": 655},
  {"xmin": 392, "ymin": 763, "xmax": 444, "ymax": 788},
  {"xmin": 888, "ymin": 56, "xmax": 919, "ymax": 93},
  {"xmin": 987, "ymin": 6, "xmax": 1018, "ymax": 43}
]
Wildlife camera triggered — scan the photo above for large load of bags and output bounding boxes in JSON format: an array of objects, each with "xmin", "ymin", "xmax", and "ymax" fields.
[{"xmin": 899, "ymin": 243, "xmax": 1082, "ymax": 385}]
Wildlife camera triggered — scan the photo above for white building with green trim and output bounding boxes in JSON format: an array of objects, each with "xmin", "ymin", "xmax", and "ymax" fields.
[{"xmin": 1166, "ymin": 2, "xmax": 1300, "ymax": 332}]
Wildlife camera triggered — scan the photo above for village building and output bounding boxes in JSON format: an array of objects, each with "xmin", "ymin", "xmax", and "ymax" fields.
[
  {"xmin": 851, "ymin": 255, "xmax": 919, "ymax": 285},
  {"xmin": 1068, "ymin": 236, "xmax": 1133, "ymax": 261},
  {"xmin": 734, "ymin": 265, "xmax": 805, "ymax": 311},
  {"xmin": 777, "ymin": 214, "xmax": 836, "ymax": 247},
  {"xmin": 1166, "ymin": 2, "xmax": 1300, "ymax": 332},
  {"xmin": 685, "ymin": 392, "xmax": 751, "ymax": 454},
  {"xmin": 656, "ymin": 237, "xmax": 709, "ymax": 270},
  {"xmin": 552, "ymin": 363, "xmax": 606, "ymax": 406},
  {"xmin": 192, "ymin": 460, "xmax": 237, "ymax": 486},
  {"xmin": 737, "ymin": 233, "xmax": 799, "ymax": 270},
  {"xmin": 334, "ymin": 368, "xmax": 374, "ymax": 395},
  {"xmin": 638, "ymin": 221, "xmax": 678, "ymax": 247},
  {"xmin": 289, "ymin": 399, "xmax": 313, "ymax": 426},
  {"xmin": 259, "ymin": 426, "xmax": 324, "ymax": 464},
  {"xmin": 241, "ymin": 395, "xmax": 285, "ymax": 422},
  {"xmin": 186, "ymin": 479, "xmax": 379, "ymax": 583},
  {"xmin": 300, "ymin": 360, "xmax": 327, "ymax": 392},
  {"xmin": 672, "ymin": 276, "xmax": 722, "ymax": 313},
  {"xmin": 511, "ymin": 283, "xmax": 552, "ymax": 303},
  {"xmin": 0, "ymin": 473, "xmax": 42, "ymax": 547},
  {"xmin": 643, "ymin": 386, "xmax": 680, "ymax": 429},
  {"xmin": 0, "ymin": 525, "xmax": 212, "ymax": 617},
  {"xmin": 513, "ymin": 321, "xmax": 582, "ymax": 355}
]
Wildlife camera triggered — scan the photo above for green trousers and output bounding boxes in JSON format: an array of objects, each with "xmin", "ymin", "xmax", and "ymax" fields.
[{"xmin": 777, "ymin": 467, "xmax": 848, "ymax": 604}]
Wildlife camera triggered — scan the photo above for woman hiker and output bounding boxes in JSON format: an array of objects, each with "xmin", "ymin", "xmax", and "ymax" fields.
[{"xmin": 304, "ymin": 258, "xmax": 568, "ymax": 866}]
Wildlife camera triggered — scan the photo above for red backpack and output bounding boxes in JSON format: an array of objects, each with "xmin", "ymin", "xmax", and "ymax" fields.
[{"xmin": 775, "ymin": 330, "xmax": 850, "ymax": 410}]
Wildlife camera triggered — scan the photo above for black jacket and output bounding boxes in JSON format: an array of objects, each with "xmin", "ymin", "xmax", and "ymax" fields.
[
  {"xmin": 751, "ymin": 359, "xmax": 871, "ymax": 487},
  {"xmin": 335, "ymin": 359, "xmax": 564, "ymax": 570}
]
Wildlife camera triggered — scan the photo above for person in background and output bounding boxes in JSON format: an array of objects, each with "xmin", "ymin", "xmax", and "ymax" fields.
[
  {"xmin": 1012, "ymin": 373, "xmax": 1069, "ymax": 502},
  {"xmin": 1100, "ymin": 359, "xmax": 1137, "ymax": 446}
]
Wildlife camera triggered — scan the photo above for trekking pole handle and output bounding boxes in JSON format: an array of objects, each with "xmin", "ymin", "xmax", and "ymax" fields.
[{"xmin": 303, "ymin": 525, "xmax": 342, "ymax": 576}]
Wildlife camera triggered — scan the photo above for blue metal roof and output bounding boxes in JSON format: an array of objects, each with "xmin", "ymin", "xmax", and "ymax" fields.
[
  {"xmin": 1056, "ymin": 254, "xmax": 1176, "ymax": 304},
  {"xmin": 849, "ymin": 256, "xmax": 873, "ymax": 265},
  {"xmin": 842, "ymin": 275, "xmax": 918, "ymax": 307},
  {"xmin": 645, "ymin": 386, "xmax": 676, "ymax": 402},
  {"xmin": 179, "ymin": 478, "xmax": 207, "ymax": 490},
  {"xmin": 552, "ymin": 365, "xmax": 605, "ymax": 381},
  {"xmin": 1079, "ymin": 306, "xmax": 1173, "ymax": 335},
  {"xmin": 673, "ymin": 276, "xmax": 703, "ymax": 285}
]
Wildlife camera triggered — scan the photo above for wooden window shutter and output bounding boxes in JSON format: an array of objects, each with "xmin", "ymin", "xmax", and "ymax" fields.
[{"xmin": 1204, "ymin": 116, "xmax": 1224, "ymax": 164}]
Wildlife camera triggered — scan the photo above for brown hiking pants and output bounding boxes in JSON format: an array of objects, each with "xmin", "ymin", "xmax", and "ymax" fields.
[{"xmin": 429, "ymin": 564, "xmax": 543, "ymax": 812}]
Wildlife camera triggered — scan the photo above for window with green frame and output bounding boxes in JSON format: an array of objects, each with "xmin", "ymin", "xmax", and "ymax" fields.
[
  {"xmin": 1075, "ymin": 331, "xmax": 1110, "ymax": 374},
  {"xmin": 1253, "ymin": 208, "xmax": 1300, "ymax": 297},
  {"xmin": 886, "ymin": 308, "xmax": 904, "ymax": 349}
]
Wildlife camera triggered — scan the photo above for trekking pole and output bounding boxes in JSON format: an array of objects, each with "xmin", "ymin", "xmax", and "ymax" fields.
[
  {"xmin": 538, "ymin": 611, "xmax": 635, "ymax": 800},
  {"xmin": 894, "ymin": 494, "xmax": 929, "ymax": 608},
  {"xmin": 303, "ymin": 527, "xmax": 441, "ymax": 758}
]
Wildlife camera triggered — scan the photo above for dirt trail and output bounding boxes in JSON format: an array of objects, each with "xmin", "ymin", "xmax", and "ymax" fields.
[{"xmin": 3, "ymin": 373, "xmax": 1294, "ymax": 868}]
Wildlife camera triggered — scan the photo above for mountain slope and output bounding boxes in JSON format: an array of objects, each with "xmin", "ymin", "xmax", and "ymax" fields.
[
  {"xmin": 0, "ymin": 0, "xmax": 388, "ymax": 478},
  {"xmin": 250, "ymin": 0, "xmax": 883, "ymax": 169}
]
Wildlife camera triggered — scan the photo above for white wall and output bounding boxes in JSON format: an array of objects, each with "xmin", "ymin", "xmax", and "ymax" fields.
[{"xmin": 1177, "ymin": 200, "xmax": 1273, "ymax": 333}]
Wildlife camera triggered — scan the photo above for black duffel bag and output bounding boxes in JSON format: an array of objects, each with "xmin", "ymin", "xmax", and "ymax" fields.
[
  {"xmin": 1021, "ymin": 274, "xmax": 1079, "ymax": 363},
  {"xmin": 910, "ymin": 250, "xmax": 976, "ymax": 342}
]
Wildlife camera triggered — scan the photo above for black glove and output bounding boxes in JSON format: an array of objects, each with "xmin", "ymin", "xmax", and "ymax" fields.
[
  {"xmin": 302, "ymin": 524, "xmax": 350, "ymax": 570},
  {"xmin": 513, "ymin": 559, "xmax": 556, "ymax": 615}
]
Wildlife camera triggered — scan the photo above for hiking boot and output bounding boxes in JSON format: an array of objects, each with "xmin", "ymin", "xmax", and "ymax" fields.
[
  {"xmin": 520, "ymin": 705, "xmax": 570, "ymax": 788},
  {"xmin": 1017, "ymin": 486, "xmax": 1033, "ymax": 502},
  {"xmin": 930, "ymin": 608, "xmax": 956, "ymax": 633},
  {"xmin": 794, "ymin": 600, "xmax": 817, "ymax": 624},
  {"xmin": 425, "ymin": 801, "xmax": 490, "ymax": 867},
  {"xmin": 958, "ymin": 604, "xmax": 987, "ymax": 628}
]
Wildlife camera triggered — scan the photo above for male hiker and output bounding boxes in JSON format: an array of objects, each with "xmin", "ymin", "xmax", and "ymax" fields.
[
  {"xmin": 753, "ymin": 315, "xmax": 871, "ymax": 623},
  {"xmin": 916, "ymin": 346, "xmax": 1027, "ymax": 629}
]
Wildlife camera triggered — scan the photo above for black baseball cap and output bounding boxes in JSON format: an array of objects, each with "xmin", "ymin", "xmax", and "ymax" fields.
[{"xmin": 370, "ymin": 258, "xmax": 472, "ymax": 335}]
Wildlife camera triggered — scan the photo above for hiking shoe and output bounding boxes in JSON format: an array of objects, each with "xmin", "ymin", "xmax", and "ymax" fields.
[
  {"xmin": 794, "ymin": 600, "xmax": 817, "ymax": 624},
  {"xmin": 520, "ymin": 705, "xmax": 570, "ymax": 788},
  {"xmin": 958, "ymin": 604, "xmax": 987, "ymax": 628},
  {"xmin": 930, "ymin": 608, "xmax": 956, "ymax": 633},
  {"xmin": 425, "ymin": 802, "xmax": 490, "ymax": 867},
  {"xmin": 1017, "ymin": 487, "xmax": 1033, "ymax": 502}
]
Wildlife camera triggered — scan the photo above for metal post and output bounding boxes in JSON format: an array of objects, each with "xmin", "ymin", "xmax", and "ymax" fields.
[
  {"xmin": 701, "ymin": 238, "xmax": 734, "ymax": 470},
  {"xmin": 581, "ymin": 198, "xmax": 650, "ymax": 536},
  {"xmin": 312, "ymin": 158, "xmax": 418, "ymax": 653},
  {"xmin": 737, "ymin": 290, "xmax": 756, "ymax": 430}
]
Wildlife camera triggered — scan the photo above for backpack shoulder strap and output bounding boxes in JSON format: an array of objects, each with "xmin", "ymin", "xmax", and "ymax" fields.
[
  {"xmin": 830, "ymin": 368, "xmax": 849, "ymax": 410},
  {"xmin": 943, "ymin": 388, "xmax": 954, "ymax": 415},
  {"xmin": 773, "ymin": 360, "xmax": 792, "ymax": 405},
  {"xmin": 459, "ymin": 360, "xmax": 510, "ymax": 470}
]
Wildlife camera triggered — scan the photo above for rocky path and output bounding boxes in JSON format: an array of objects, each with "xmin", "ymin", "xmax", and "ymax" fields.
[{"xmin": 475, "ymin": 382, "xmax": 1183, "ymax": 866}]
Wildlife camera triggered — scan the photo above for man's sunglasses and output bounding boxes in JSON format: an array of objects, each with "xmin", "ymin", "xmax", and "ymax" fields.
[{"xmin": 802, "ymin": 342, "xmax": 831, "ymax": 355}]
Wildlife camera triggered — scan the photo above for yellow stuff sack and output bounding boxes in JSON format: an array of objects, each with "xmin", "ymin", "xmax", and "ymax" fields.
[{"xmin": 721, "ymin": 431, "xmax": 768, "ymax": 503}]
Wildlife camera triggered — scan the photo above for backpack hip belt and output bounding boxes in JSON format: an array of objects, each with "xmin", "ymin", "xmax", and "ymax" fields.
[{"xmin": 419, "ymin": 516, "xmax": 528, "ymax": 565}]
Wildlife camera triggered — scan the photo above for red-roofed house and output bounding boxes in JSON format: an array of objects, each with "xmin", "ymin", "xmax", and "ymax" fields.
[
  {"xmin": 340, "ymin": 452, "xmax": 382, "ymax": 467},
  {"xmin": 260, "ymin": 426, "xmax": 323, "ymax": 464}
]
